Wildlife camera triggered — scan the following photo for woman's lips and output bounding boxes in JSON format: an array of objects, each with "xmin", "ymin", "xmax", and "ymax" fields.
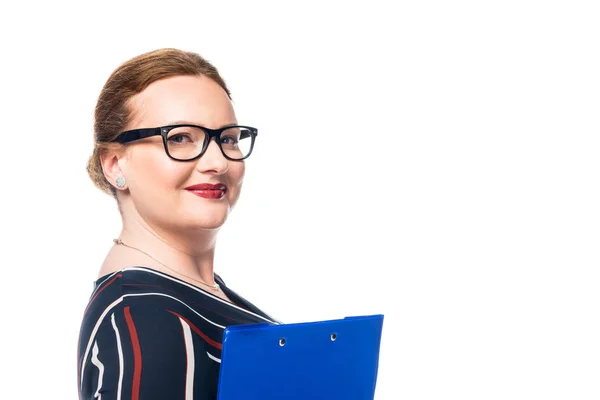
[
  {"xmin": 184, "ymin": 183, "xmax": 227, "ymax": 199},
  {"xmin": 187, "ymin": 189, "xmax": 226, "ymax": 199}
]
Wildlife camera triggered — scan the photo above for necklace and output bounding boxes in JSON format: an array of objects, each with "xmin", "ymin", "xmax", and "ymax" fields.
[{"xmin": 112, "ymin": 238, "xmax": 221, "ymax": 291}]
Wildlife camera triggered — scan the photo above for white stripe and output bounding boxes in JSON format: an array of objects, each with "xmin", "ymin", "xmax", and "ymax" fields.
[
  {"xmin": 206, "ymin": 351, "xmax": 221, "ymax": 363},
  {"xmin": 80, "ymin": 292, "xmax": 224, "ymax": 389},
  {"xmin": 179, "ymin": 318, "xmax": 195, "ymax": 400},
  {"xmin": 81, "ymin": 296, "xmax": 124, "ymax": 387},
  {"xmin": 91, "ymin": 341, "xmax": 105, "ymax": 399},
  {"xmin": 110, "ymin": 313, "xmax": 124, "ymax": 400},
  {"xmin": 124, "ymin": 266, "xmax": 277, "ymax": 323}
]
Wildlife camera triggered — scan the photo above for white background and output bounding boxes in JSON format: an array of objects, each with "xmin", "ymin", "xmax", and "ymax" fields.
[{"xmin": 0, "ymin": 1, "xmax": 598, "ymax": 399}]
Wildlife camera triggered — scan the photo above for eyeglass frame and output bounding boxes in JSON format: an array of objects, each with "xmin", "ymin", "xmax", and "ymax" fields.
[{"xmin": 109, "ymin": 124, "xmax": 258, "ymax": 162}]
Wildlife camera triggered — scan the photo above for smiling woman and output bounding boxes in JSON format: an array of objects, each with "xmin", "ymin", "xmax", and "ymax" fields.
[{"xmin": 77, "ymin": 48, "xmax": 278, "ymax": 400}]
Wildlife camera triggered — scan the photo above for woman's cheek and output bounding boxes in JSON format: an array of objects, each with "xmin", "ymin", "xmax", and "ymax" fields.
[{"xmin": 228, "ymin": 165, "xmax": 245, "ymax": 205}]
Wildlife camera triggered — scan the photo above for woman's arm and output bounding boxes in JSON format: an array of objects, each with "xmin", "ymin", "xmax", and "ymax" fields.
[{"xmin": 79, "ymin": 303, "xmax": 213, "ymax": 400}]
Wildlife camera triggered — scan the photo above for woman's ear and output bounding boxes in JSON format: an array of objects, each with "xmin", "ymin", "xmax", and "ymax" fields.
[{"xmin": 101, "ymin": 149, "xmax": 128, "ymax": 191}]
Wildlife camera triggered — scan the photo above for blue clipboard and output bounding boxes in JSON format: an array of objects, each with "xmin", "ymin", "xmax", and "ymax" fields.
[{"xmin": 217, "ymin": 314, "xmax": 384, "ymax": 400}]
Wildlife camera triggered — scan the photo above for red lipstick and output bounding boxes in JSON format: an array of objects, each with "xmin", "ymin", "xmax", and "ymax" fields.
[{"xmin": 185, "ymin": 183, "xmax": 227, "ymax": 199}]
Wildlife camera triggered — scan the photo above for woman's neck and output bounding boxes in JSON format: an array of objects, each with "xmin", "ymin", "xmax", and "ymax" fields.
[{"xmin": 116, "ymin": 211, "xmax": 220, "ymax": 286}]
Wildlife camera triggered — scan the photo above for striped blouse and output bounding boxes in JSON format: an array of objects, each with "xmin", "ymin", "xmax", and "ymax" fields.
[{"xmin": 77, "ymin": 266, "xmax": 278, "ymax": 400}]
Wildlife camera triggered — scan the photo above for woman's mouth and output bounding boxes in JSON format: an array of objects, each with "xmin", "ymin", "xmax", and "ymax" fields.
[{"xmin": 184, "ymin": 183, "xmax": 227, "ymax": 199}]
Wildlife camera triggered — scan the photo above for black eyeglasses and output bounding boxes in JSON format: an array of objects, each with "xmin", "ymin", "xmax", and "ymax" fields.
[{"xmin": 110, "ymin": 124, "xmax": 258, "ymax": 161}]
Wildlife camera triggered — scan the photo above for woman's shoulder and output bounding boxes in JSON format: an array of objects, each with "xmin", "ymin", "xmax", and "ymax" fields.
[
  {"xmin": 90, "ymin": 265, "xmax": 184, "ymax": 298},
  {"xmin": 80, "ymin": 266, "xmax": 280, "ymax": 351},
  {"xmin": 84, "ymin": 266, "xmax": 270, "ymax": 324},
  {"xmin": 81, "ymin": 266, "xmax": 172, "ymax": 325}
]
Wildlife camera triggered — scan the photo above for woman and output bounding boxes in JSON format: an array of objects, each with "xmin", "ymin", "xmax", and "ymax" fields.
[{"xmin": 77, "ymin": 48, "xmax": 278, "ymax": 400}]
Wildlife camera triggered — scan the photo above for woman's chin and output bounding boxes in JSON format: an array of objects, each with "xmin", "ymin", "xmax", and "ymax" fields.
[
  {"xmin": 181, "ymin": 213, "xmax": 229, "ymax": 230},
  {"xmin": 176, "ymin": 198, "xmax": 233, "ymax": 229}
]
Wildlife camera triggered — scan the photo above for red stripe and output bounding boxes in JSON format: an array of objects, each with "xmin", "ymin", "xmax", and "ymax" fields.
[
  {"xmin": 167, "ymin": 310, "xmax": 222, "ymax": 350},
  {"xmin": 124, "ymin": 306, "xmax": 142, "ymax": 400},
  {"xmin": 84, "ymin": 273, "xmax": 123, "ymax": 315}
]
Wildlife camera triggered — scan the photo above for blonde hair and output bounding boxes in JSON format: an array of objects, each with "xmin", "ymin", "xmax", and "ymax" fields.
[{"xmin": 86, "ymin": 48, "xmax": 232, "ymax": 197}]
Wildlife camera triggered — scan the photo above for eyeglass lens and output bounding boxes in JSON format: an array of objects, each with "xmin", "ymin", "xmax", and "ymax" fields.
[{"xmin": 165, "ymin": 126, "xmax": 253, "ymax": 160}]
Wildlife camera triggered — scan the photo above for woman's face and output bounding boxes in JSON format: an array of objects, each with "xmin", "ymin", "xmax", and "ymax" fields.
[{"xmin": 119, "ymin": 75, "xmax": 245, "ymax": 232}]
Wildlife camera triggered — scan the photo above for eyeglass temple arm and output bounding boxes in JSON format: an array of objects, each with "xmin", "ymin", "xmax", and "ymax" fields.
[
  {"xmin": 115, "ymin": 128, "xmax": 161, "ymax": 144},
  {"xmin": 239, "ymin": 129, "xmax": 257, "ymax": 140},
  {"xmin": 240, "ymin": 130, "xmax": 250, "ymax": 140}
]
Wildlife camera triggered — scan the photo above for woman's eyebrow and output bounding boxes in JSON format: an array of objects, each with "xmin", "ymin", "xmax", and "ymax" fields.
[
  {"xmin": 165, "ymin": 120, "xmax": 200, "ymax": 126},
  {"xmin": 166, "ymin": 120, "xmax": 238, "ymax": 127}
]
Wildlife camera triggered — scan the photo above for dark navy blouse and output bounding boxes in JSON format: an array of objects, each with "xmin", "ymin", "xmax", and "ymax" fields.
[{"xmin": 77, "ymin": 266, "xmax": 277, "ymax": 400}]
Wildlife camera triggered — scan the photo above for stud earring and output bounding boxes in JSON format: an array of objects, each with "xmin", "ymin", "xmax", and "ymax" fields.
[{"xmin": 115, "ymin": 175, "xmax": 126, "ymax": 188}]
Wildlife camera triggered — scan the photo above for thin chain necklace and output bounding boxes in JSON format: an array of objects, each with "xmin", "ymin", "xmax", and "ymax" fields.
[{"xmin": 112, "ymin": 238, "xmax": 220, "ymax": 291}]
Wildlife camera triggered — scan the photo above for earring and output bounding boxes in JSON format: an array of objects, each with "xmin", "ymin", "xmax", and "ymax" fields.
[{"xmin": 115, "ymin": 174, "xmax": 126, "ymax": 188}]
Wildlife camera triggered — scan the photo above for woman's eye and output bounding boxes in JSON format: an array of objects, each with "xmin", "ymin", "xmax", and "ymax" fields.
[
  {"xmin": 168, "ymin": 134, "xmax": 193, "ymax": 144},
  {"xmin": 221, "ymin": 136, "xmax": 239, "ymax": 145}
]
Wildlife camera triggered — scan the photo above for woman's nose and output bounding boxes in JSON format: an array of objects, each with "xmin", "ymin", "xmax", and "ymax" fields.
[{"xmin": 196, "ymin": 138, "xmax": 229, "ymax": 173}]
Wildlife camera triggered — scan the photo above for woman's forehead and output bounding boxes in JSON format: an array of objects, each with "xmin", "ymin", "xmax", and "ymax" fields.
[{"xmin": 129, "ymin": 75, "xmax": 236, "ymax": 128}]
